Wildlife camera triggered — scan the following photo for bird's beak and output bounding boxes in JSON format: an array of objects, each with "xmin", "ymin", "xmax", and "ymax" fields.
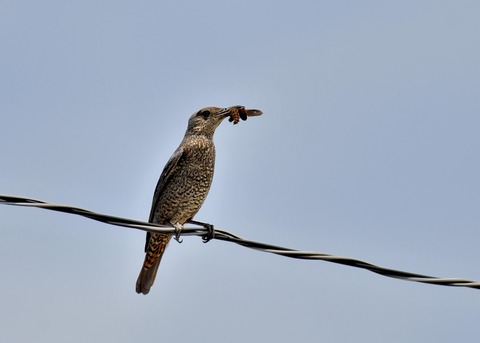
[{"xmin": 218, "ymin": 107, "xmax": 232, "ymax": 119}]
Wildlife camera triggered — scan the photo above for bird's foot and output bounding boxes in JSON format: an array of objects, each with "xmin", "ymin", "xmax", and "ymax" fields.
[
  {"xmin": 173, "ymin": 223, "xmax": 184, "ymax": 243},
  {"xmin": 187, "ymin": 219, "xmax": 215, "ymax": 243},
  {"xmin": 201, "ymin": 223, "xmax": 215, "ymax": 243}
]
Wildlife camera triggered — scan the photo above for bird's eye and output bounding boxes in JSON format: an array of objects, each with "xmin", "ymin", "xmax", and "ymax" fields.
[{"xmin": 198, "ymin": 109, "xmax": 211, "ymax": 119}]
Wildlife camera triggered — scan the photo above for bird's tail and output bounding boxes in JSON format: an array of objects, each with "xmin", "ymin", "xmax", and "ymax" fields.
[{"xmin": 136, "ymin": 234, "xmax": 171, "ymax": 295}]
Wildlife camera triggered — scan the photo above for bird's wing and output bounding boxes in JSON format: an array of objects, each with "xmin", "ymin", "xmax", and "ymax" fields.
[{"xmin": 144, "ymin": 146, "xmax": 186, "ymax": 251}]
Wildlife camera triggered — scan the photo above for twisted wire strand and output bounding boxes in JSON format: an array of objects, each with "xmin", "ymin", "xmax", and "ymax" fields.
[{"xmin": 1, "ymin": 194, "xmax": 479, "ymax": 290}]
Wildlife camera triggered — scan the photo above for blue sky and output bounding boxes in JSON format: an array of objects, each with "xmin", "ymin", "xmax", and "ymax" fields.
[{"xmin": 1, "ymin": 1, "xmax": 480, "ymax": 342}]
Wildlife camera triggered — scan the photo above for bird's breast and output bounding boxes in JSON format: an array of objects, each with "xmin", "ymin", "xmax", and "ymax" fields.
[{"xmin": 154, "ymin": 137, "xmax": 216, "ymax": 223}]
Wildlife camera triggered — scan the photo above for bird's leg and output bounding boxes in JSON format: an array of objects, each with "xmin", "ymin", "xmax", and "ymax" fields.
[
  {"xmin": 172, "ymin": 222, "xmax": 184, "ymax": 243},
  {"xmin": 187, "ymin": 219, "xmax": 215, "ymax": 243}
]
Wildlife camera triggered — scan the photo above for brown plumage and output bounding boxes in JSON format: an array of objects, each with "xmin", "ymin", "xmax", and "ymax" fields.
[{"xmin": 136, "ymin": 106, "xmax": 262, "ymax": 295}]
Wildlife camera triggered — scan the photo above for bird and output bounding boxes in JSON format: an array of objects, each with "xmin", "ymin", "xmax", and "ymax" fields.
[{"xmin": 136, "ymin": 105, "xmax": 262, "ymax": 295}]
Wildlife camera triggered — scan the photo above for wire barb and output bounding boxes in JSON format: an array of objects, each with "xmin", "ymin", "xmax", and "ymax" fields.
[{"xmin": 1, "ymin": 194, "xmax": 479, "ymax": 290}]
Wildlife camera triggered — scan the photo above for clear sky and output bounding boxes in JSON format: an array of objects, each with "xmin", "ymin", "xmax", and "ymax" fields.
[{"xmin": 2, "ymin": 1, "xmax": 480, "ymax": 342}]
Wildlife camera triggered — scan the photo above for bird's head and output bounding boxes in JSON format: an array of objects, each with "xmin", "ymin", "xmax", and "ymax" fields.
[{"xmin": 186, "ymin": 107, "xmax": 231, "ymax": 138}]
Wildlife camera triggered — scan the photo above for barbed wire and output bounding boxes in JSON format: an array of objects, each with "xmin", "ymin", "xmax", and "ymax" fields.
[{"xmin": 1, "ymin": 194, "xmax": 479, "ymax": 290}]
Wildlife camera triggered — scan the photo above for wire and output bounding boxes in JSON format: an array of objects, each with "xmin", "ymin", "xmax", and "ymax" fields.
[{"xmin": 1, "ymin": 194, "xmax": 479, "ymax": 290}]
